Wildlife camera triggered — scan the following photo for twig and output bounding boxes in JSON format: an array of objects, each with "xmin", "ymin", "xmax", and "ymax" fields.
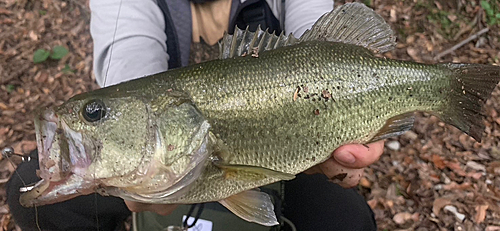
[{"xmin": 434, "ymin": 27, "xmax": 490, "ymax": 60}]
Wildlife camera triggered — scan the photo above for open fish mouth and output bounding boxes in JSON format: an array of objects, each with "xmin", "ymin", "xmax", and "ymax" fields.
[{"xmin": 20, "ymin": 108, "xmax": 95, "ymax": 207}]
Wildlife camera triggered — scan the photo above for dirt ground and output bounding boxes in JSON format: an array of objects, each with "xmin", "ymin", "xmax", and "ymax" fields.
[{"xmin": 1, "ymin": 0, "xmax": 500, "ymax": 230}]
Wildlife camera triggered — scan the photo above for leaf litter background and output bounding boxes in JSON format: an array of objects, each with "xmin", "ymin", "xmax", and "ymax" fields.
[{"xmin": 1, "ymin": 0, "xmax": 500, "ymax": 230}]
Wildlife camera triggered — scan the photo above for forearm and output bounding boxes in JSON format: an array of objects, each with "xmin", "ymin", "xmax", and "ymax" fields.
[{"xmin": 90, "ymin": 0, "xmax": 169, "ymax": 87}]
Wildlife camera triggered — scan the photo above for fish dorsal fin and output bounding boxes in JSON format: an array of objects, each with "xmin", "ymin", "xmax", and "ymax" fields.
[
  {"xmin": 300, "ymin": 2, "xmax": 396, "ymax": 53},
  {"xmin": 369, "ymin": 112, "xmax": 415, "ymax": 143},
  {"xmin": 219, "ymin": 26, "xmax": 300, "ymax": 59},
  {"xmin": 218, "ymin": 189, "xmax": 279, "ymax": 226}
]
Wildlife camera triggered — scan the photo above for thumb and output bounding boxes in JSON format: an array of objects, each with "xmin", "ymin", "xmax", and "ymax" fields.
[{"xmin": 332, "ymin": 141, "xmax": 384, "ymax": 169}]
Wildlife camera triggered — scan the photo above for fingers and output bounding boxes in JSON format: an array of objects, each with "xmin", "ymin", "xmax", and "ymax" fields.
[
  {"xmin": 332, "ymin": 141, "xmax": 384, "ymax": 169},
  {"xmin": 316, "ymin": 157, "xmax": 365, "ymax": 188},
  {"xmin": 124, "ymin": 201, "xmax": 178, "ymax": 216},
  {"xmin": 304, "ymin": 141, "xmax": 385, "ymax": 188}
]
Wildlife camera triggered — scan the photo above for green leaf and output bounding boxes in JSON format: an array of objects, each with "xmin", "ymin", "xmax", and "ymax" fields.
[
  {"xmin": 496, "ymin": 13, "xmax": 500, "ymax": 18},
  {"xmin": 62, "ymin": 64, "xmax": 75, "ymax": 74},
  {"xmin": 39, "ymin": 10, "xmax": 46, "ymax": 15},
  {"xmin": 33, "ymin": 49, "xmax": 50, "ymax": 63},
  {"xmin": 50, "ymin": 46, "xmax": 69, "ymax": 60},
  {"xmin": 481, "ymin": 0, "xmax": 491, "ymax": 11},
  {"xmin": 6, "ymin": 84, "xmax": 15, "ymax": 93}
]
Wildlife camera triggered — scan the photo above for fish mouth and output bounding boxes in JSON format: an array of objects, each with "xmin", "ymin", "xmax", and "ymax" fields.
[{"xmin": 20, "ymin": 108, "xmax": 95, "ymax": 207}]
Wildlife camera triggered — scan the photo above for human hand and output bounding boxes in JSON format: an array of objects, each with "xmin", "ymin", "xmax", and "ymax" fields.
[
  {"xmin": 124, "ymin": 201, "xmax": 178, "ymax": 216},
  {"xmin": 304, "ymin": 141, "xmax": 385, "ymax": 188}
]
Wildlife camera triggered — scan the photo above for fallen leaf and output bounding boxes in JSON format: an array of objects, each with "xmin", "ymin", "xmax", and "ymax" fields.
[
  {"xmin": 359, "ymin": 177, "xmax": 371, "ymax": 188},
  {"xmin": 407, "ymin": 47, "xmax": 421, "ymax": 62},
  {"xmin": 393, "ymin": 212, "xmax": 413, "ymax": 225},
  {"xmin": 432, "ymin": 154, "xmax": 446, "ymax": 169},
  {"xmin": 0, "ymin": 102, "xmax": 7, "ymax": 110},
  {"xmin": 433, "ymin": 197, "xmax": 452, "ymax": 215},
  {"xmin": 486, "ymin": 226, "xmax": 500, "ymax": 231},
  {"xmin": 0, "ymin": 205, "xmax": 8, "ymax": 214},
  {"xmin": 442, "ymin": 182, "xmax": 471, "ymax": 190},
  {"xmin": 367, "ymin": 199, "xmax": 378, "ymax": 210},
  {"xmin": 390, "ymin": 7, "xmax": 397, "ymax": 22},
  {"xmin": 0, "ymin": 8, "xmax": 12, "ymax": 15},
  {"xmin": 467, "ymin": 172, "xmax": 483, "ymax": 180},
  {"xmin": 474, "ymin": 204, "xmax": 488, "ymax": 223},
  {"xmin": 0, "ymin": 214, "xmax": 11, "ymax": 231},
  {"xmin": 447, "ymin": 14, "xmax": 457, "ymax": 22},
  {"xmin": 28, "ymin": 30, "xmax": 38, "ymax": 41},
  {"xmin": 466, "ymin": 161, "xmax": 486, "ymax": 172},
  {"xmin": 445, "ymin": 161, "xmax": 467, "ymax": 176}
]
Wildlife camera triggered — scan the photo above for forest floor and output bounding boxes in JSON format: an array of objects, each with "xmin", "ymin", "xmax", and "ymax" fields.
[{"xmin": 1, "ymin": 0, "xmax": 500, "ymax": 230}]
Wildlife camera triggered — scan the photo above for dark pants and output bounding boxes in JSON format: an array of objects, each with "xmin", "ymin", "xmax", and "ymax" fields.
[{"xmin": 7, "ymin": 150, "xmax": 376, "ymax": 231}]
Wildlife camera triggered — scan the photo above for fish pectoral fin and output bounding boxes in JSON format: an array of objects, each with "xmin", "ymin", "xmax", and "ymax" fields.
[
  {"xmin": 214, "ymin": 161, "xmax": 296, "ymax": 181},
  {"xmin": 369, "ymin": 112, "xmax": 416, "ymax": 143},
  {"xmin": 219, "ymin": 189, "xmax": 279, "ymax": 226}
]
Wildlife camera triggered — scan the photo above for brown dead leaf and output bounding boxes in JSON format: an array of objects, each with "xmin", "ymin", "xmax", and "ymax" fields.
[
  {"xmin": 447, "ymin": 14, "xmax": 457, "ymax": 22},
  {"xmin": 0, "ymin": 8, "xmax": 12, "ymax": 15},
  {"xmin": 487, "ymin": 161, "xmax": 500, "ymax": 175},
  {"xmin": 390, "ymin": 7, "xmax": 397, "ymax": 22},
  {"xmin": 0, "ymin": 214, "xmax": 11, "ymax": 231},
  {"xmin": 367, "ymin": 199, "xmax": 378, "ymax": 210},
  {"xmin": 467, "ymin": 172, "xmax": 483, "ymax": 180},
  {"xmin": 433, "ymin": 197, "xmax": 453, "ymax": 215},
  {"xmin": 359, "ymin": 177, "xmax": 371, "ymax": 188},
  {"xmin": 486, "ymin": 226, "xmax": 500, "ymax": 231},
  {"xmin": 393, "ymin": 212, "xmax": 413, "ymax": 225},
  {"xmin": 474, "ymin": 204, "xmax": 488, "ymax": 223},
  {"xmin": 406, "ymin": 47, "xmax": 421, "ymax": 62},
  {"xmin": 432, "ymin": 154, "xmax": 446, "ymax": 169},
  {"xmin": 28, "ymin": 30, "xmax": 38, "ymax": 41},
  {"xmin": 0, "ymin": 102, "xmax": 7, "ymax": 110},
  {"xmin": 434, "ymin": 1, "xmax": 443, "ymax": 10},
  {"xmin": 444, "ymin": 161, "xmax": 467, "ymax": 176},
  {"xmin": 11, "ymin": 140, "xmax": 37, "ymax": 154},
  {"xmin": 442, "ymin": 182, "xmax": 472, "ymax": 190}
]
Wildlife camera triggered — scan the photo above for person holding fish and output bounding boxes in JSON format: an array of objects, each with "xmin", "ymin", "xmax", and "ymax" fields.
[{"xmin": 11, "ymin": 0, "xmax": 470, "ymax": 230}]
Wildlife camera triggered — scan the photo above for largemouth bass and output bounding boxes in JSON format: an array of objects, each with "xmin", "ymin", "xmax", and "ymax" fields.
[{"xmin": 19, "ymin": 3, "xmax": 500, "ymax": 226}]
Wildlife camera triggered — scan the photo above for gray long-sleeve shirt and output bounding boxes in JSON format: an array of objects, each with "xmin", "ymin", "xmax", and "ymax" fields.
[{"xmin": 90, "ymin": 0, "xmax": 334, "ymax": 87}]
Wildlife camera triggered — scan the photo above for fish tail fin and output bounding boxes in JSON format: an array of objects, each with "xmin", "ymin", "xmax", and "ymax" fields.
[{"xmin": 437, "ymin": 63, "xmax": 500, "ymax": 142}]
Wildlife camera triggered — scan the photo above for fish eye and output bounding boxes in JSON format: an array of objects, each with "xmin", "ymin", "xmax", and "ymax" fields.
[{"xmin": 81, "ymin": 99, "xmax": 106, "ymax": 123}]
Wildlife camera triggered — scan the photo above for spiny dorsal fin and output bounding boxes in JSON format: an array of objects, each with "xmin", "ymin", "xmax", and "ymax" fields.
[
  {"xmin": 369, "ymin": 112, "xmax": 415, "ymax": 143},
  {"xmin": 218, "ymin": 3, "xmax": 396, "ymax": 59},
  {"xmin": 300, "ymin": 2, "xmax": 396, "ymax": 53},
  {"xmin": 219, "ymin": 25, "xmax": 300, "ymax": 59}
]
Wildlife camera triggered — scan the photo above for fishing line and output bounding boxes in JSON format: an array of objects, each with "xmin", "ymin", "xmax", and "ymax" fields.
[
  {"xmin": 94, "ymin": 0, "xmax": 125, "ymax": 230},
  {"xmin": 102, "ymin": 0, "xmax": 124, "ymax": 87},
  {"xmin": 2, "ymin": 147, "xmax": 42, "ymax": 231}
]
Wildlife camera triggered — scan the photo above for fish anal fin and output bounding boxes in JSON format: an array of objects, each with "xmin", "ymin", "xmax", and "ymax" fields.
[
  {"xmin": 369, "ymin": 112, "xmax": 415, "ymax": 143},
  {"xmin": 300, "ymin": 2, "xmax": 396, "ymax": 53},
  {"xmin": 214, "ymin": 161, "xmax": 295, "ymax": 181},
  {"xmin": 219, "ymin": 189, "xmax": 278, "ymax": 226}
]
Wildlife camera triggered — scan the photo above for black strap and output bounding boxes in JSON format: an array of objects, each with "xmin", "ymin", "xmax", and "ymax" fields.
[
  {"xmin": 156, "ymin": 0, "xmax": 182, "ymax": 69},
  {"xmin": 182, "ymin": 203, "xmax": 205, "ymax": 228},
  {"xmin": 228, "ymin": 0, "xmax": 282, "ymax": 35}
]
